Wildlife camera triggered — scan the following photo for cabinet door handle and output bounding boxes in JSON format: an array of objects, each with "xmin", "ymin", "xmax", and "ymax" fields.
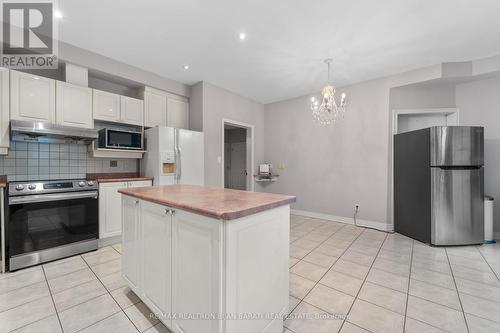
[
  {"xmin": 134, "ymin": 200, "xmax": 139, "ymax": 204},
  {"xmin": 164, "ymin": 209, "xmax": 176, "ymax": 215}
]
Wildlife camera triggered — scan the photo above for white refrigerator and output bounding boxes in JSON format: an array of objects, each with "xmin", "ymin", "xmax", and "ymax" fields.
[{"xmin": 141, "ymin": 127, "xmax": 204, "ymax": 186}]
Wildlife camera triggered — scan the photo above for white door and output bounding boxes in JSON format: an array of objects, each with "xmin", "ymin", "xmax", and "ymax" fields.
[
  {"xmin": 177, "ymin": 129, "xmax": 204, "ymax": 185},
  {"xmin": 10, "ymin": 70, "xmax": 55, "ymax": 122},
  {"xmin": 99, "ymin": 182, "xmax": 127, "ymax": 238},
  {"xmin": 122, "ymin": 196, "xmax": 141, "ymax": 293},
  {"xmin": 120, "ymin": 96, "xmax": 144, "ymax": 126},
  {"xmin": 167, "ymin": 98, "xmax": 189, "ymax": 129},
  {"xmin": 144, "ymin": 90, "xmax": 166, "ymax": 127},
  {"xmin": 0, "ymin": 68, "xmax": 9, "ymax": 153},
  {"xmin": 172, "ymin": 209, "xmax": 221, "ymax": 333},
  {"xmin": 141, "ymin": 201, "xmax": 172, "ymax": 321},
  {"xmin": 93, "ymin": 89, "xmax": 120, "ymax": 122},
  {"xmin": 56, "ymin": 81, "xmax": 93, "ymax": 128},
  {"xmin": 229, "ymin": 142, "xmax": 247, "ymax": 190}
]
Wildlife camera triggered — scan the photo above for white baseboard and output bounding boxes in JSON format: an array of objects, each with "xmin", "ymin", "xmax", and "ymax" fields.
[
  {"xmin": 291, "ymin": 209, "xmax": 393, "ymax": 232},
  {"xmin": 98, "ymin": 235, "xmax": 121, "ymax": 247}
]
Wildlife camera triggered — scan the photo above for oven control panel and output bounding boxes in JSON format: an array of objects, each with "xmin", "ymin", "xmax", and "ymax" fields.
[{"xmin": 9, "ymin": 179, "xmax": 99, "ymax": 196}]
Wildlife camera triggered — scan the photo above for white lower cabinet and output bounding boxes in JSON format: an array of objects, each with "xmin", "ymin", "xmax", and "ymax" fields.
[
  {"xmin": 99, "ymin": 180, "xmax": 152, "ymax": 239},
  {"xmin": 141, "ymin": 201, "xmax": 172, "ymax": 323},
  {"xmin": 122, "ymin": 195, "xmax": 141, "ymax": 292}
]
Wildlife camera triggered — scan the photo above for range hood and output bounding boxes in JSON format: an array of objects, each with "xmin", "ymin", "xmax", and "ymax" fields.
[{"xmin": 10, "ymin": 120, "xmax": 99, "ymax": 144}]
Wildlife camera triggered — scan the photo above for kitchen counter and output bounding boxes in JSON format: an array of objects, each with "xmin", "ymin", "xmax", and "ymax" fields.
[
  {"xmin": 118, "ymin": 184, "xmax": 295, "ymax": 220},
  {"xmin": 120, "ymin": 184, "xmax": 294, "ymax": 333},
  {"xmin": 86, "ymin": 172, "xmax": 153, "ymax": 183}
]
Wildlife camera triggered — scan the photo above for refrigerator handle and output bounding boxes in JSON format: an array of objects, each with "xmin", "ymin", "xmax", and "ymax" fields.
[{"xmin": 174, "ymin": 129, "xmax": 182, "ymax": 182}]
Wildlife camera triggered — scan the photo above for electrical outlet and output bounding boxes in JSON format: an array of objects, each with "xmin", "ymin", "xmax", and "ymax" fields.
[{"xmin": 110, "ymin": 160, "xmax": 118, "ymax": 168}]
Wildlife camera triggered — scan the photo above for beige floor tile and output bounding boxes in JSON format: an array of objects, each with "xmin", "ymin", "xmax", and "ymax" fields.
[
  {"xmin": 404, "ymin": 318, "xmax": 447, "ymax": 333},
  {"xmin": 79, "ymin": 311, "xmax": 137, "ymax": 333},
  {"xmin": 340, "ymin": 250, "xmax": 374, "ymax": 266},
  {"xmin": 303, "ymin": 250, "xmax": 338, "ymax": 268},
  {"xmin": 446, "ymin": 246, "xmax": 482, "ymax": 260},
  {"xmin": 288, "ymin": 296, "xmax": 301, "ymax": 316},
  {"xmin": 451, "ymin": 264, "xmax": 500, "ymax": 287},
  {"xmin": 0, "ymin": 296, "xmax": 55, "ymax": 333},
  {"xmin": 10, "ymin": 315, "xmax": 62, "ymax": 333},
  {"xmin": 465, "ymin": 313, "xmax": 500, "ymax": 333},
  {"xmin": 144, "ymin": 322, "xmax": 171, "ymax": 333},
  {"xmin": 47, "ymin": 268, "xmax": 96, "ymax": 294},
  {"xmin": 323, "ymin": 238, "xmax": 354, "ymax": 249},
  {"xmin": 372, "ymin": 258, "xmax": 410, "ymax": 277},
  {"xmin": 448, "ymin": 254, "xmax": 491, "ymax": 272},
  {"xmin": 358, "ymin": 282, "xmax": 407, "ymax": 315},
  {"xmin": 460, "ymin": 293, "xmax": 500, "ymax": 323},
  {"xmin": 366, "ymin": 268, "xmax": 409, "ymax": 293},
  {"xmin": 100, "ymin": 271, "xmax": 128, "ymax": 291},
  {"xmin": 290, "ymin": 261, "xmax": 328, "ymax": 281},
  {"xmin": 409, "ymin": 279, "xmax": 461, "ymax": 310},
  {"xmin": 347, "ymin": 299, "xmax": 404, "ymax": 333},
  {"xmin": 315, "ymin": 243, "xmax": 347, "ymax": 257},
  {"xmin": 0, "ymin": 265, "xmax": 41, "ymax": 281},
  {"xmin": 290, "ymin": 245, "xmax": 311, "ymax": 259},
  {"xmin": 455, "ymin": 277, "xmax": 500, "ymax": 302},
  {"xmin": 43, "ymin": 256, "xmax": 87, "ymax": 280},
  {"xmin": 111, "ymin": 286, "xmax": 141, "ymax": 309},
  {"xmin": 59, "ymin": 294, "xmax": 121, "ymax": 333},
  {"xmin": 83, "ymin": 247, "xmax": 121, "ymax": 267},
  {"xmin": 112, "ymin": 243, "xmax": 123, "ymax": 254},
  {"xmin": 331, "ymin": 259, "xmax": 370, "ymax": 279},
  {"xmin": 348, "ymin": 244, "xmax": 380, "ymax": 256},
  {"xmin": 411, "ymin": 258, "xmax": 452, "ymax": 275},
  {"xmin": 319, "ymin": 270, "xmax": 363, "ymax": 296},
  {"xmin": 410, "ymin": 267, "xmax": 455, "ymax": 290},
  {"xmin": 124, "ymin": 302, "xmax": 160, "ymax": 332},
  {"xmin": 90, "ymin": 258, "xmax": 122, "ymax": 278},
  {"xmin": 289, "ymin": 257, "xmax": 300, "ymax": 268},
  {"xmin": 0, "ymin": 281, "xmax": 49, "ymax": 312},
  {"xmin": 293, "ymin": 238, "xmax": 321, "ymax": 251},
  {"xmin": 376, "ymin": 249, "xmax": 411, "ymax": 264},
  {"xmin": 289, "ymin": 273, "xmax": 316, "ymax": 299},
  {"xmin": 340, "ymin": 322, "xmax": 371, "ymax": 332},
  {"xmin": 285, "ymin": 301, "xmax": 344, "ymax": 333},
  {"xmin": 0, "ymin": 268, "xmax": 45, "ymax": 294},
  {"xmin": 304, "ymin": 284, "xmax": 354, "ymax": 315},
  {"xmin": 52, "ymin": 279, "xmax": 107, "ymax": 312},
  {"xmin": 406, "ymin": 296, "xmax": 467, "ymax": 333}
]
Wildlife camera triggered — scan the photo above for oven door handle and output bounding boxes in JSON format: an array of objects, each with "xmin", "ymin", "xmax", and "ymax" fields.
[{"xmin": 9, "ymin": 191, "xmax": 98, "ymax": 205}]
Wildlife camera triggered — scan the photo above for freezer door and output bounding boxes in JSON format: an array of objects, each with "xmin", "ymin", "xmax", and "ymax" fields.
[
  {"xmin": 176, "ymin": 129, "xmax": 205, "ymax": 185},
  {"xmin": 430, "ymin": 126, "xmax": 483, "ymax": 166},
  {"xmin": 431, "ymin": 167, "xmax": 484, "ymax": 245}
]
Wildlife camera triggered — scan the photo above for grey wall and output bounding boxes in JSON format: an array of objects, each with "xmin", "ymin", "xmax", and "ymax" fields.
[
  {"xmin": 263, "ymin": 78, "xmax": 393, "ymax": 225},
  {"xmin": 390, "ymin": 82, "xmax": 456, "ymax": 110},
  {"xmin": 0, "ymin": 141, "xmax": 137, "ymax": 182},
  {"xmin": 197, "ymin": 82, "xmax": 266, "ymax": 190},
  {"xmin": 456, "ymin": 76, "xmax": 500, "ymax": 234},
  {"xmin": 189, "ymin": 82, "xmax": 204, "ymax": 132}
]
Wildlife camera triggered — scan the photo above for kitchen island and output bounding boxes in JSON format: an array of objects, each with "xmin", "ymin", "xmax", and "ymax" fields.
[{"xmin": 118, "ymin": 184, "xmax": 296, "ymax": 333}]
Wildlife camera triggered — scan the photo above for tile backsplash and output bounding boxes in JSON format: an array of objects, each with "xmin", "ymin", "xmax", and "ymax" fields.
[{"xmin": 0, "ymin": 141, "xmax": 138, "ymax": 181}]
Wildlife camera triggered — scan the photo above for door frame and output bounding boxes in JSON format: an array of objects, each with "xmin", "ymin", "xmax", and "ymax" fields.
[
  {"xmin": 221, "ymin": 119, "xmax": 254, "ymax": 191},
  {"xmin": 389, "ymin": 108, "xmax": 459, "ymax": 230}
]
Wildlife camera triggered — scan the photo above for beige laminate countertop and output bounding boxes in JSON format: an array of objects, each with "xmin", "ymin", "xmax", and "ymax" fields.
[
  {"xmin": 86, "ymin": 173, "xmax": 154, "ymax": 183},
  {"xmin": 0, "ymin": 175, "xmax": 6, "ymax": 188},
  {"xmin": 118, "ymin": 184, "xmax": 296, "ymax": 220}
]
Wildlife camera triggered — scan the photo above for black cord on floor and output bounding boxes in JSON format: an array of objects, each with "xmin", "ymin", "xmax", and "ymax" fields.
[{"xmin": 353, "ymin": 206, "xmax": 395, "ymax": 234}]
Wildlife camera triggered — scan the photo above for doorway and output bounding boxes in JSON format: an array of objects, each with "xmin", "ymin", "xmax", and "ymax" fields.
[{"xmin": 222, "ymin": 119, "xmax": 254, "ymax": 191}]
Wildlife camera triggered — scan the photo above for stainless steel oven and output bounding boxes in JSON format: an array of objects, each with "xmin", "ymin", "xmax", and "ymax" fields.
[
  {"xmin": 6, "ymin": 179, "xmax": 99, "ymax": 271},
  {"xmin": 98, "ymin": 128, "xmax": 143, "ymax": 150}
]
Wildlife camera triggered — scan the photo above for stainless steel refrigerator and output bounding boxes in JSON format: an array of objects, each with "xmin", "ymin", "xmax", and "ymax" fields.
[{"xmin": 394, "ymin": 126, "xmax": 484, "ymax": 245}]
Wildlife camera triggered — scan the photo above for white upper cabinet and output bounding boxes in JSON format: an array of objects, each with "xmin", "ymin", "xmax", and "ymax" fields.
[
  {"xmin": 10, "ymin": 70, "xmax": 55, "ymax": 123},
  {"xmin": 56, "ymin": 81, "xmax": 93, "ymax": 128},
  {"xmin": 167, "ymin": 97, "xmax": 189, "ymax": 129},
  {"xmin": 93, "ymin": 89, "xmax": 120, "ymax": 122},
  {"xmin": 142, "ymin": 88, "xmax": 167, "ymax": 128},
  {"xmin": 120, "ymin": 96, "xmax": 144, "ymax": 126},
  {"xmin": 0, "ymin": 68, "xmax": 9, "ymax": 154}
]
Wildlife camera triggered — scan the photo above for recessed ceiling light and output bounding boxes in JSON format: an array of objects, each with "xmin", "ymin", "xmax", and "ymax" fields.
[
  {"xmin": 183, "ymin": 65, "xmax": 189, "ymax": 70},
  {"xmin": 239, "ymin": 32, "xmax": 246, "ymax": 40},
  {"xmin": 54, "ymin": 10, "xmax": 63, "ymax": 19}
]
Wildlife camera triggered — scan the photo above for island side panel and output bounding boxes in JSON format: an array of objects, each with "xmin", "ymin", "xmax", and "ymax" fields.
[{"xmin": 224, "ymin": 204, "xmax": 290, "ymax": 333}]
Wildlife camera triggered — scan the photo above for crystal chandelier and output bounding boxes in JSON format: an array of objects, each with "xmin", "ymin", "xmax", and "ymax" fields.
[{"xmin": 310, "ymin": 59, "xmax": 347, "ymax": 125}]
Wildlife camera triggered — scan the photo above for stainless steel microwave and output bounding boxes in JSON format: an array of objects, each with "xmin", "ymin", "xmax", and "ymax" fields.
[{"xmin": 98, "ymin": 128, "xmax": 143, "ymax": 150}]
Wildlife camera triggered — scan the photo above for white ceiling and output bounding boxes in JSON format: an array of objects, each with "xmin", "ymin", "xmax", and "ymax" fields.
[{"xmin": 59, "ymin": 0, "xmax": 500, "ymax": 104}]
